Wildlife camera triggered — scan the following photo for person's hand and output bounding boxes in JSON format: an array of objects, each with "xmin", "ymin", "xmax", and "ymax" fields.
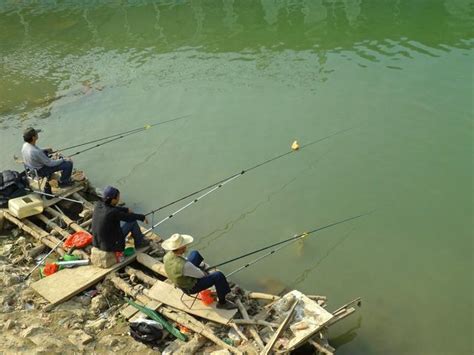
[{"xmin": 144, "ymin": 217, "xmax": 149, "ymax": 224}]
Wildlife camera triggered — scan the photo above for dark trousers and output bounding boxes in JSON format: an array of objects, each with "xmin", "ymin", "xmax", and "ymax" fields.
[
  {"xmin": 38, "ymin": 160, "xmax": 73, "ymax": 184},
  {"xmin": 187, "ymin": 250, "xmax": 231, "ymax": 303},
  {"xmin": 121, "ymin": 221, "xmax": 145, "ymax": 246}
]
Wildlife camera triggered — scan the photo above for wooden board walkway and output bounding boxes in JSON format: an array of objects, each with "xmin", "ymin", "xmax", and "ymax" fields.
[
  {"xmin": 147, "ymin": 279, "xmax": 237, "ymax": 325},
  {"xmin": 31, "ymin": 246, "xmax": 150, "ymax": 307}
]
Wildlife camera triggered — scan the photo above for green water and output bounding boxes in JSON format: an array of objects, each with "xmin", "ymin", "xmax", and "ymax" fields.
[{"xmin": 0, "ymin": 1, "xmax": 472, "ymax": 353}]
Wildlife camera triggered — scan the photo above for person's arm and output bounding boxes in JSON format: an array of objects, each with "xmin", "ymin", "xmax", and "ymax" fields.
[
  {"xmin": 32, "ymin": 147, "xmax": 63, "ymax": 167},
  {"xmin": 183, "ymin": 261, "xmax": 206, "ymax": 278},
  {"xmin": 115, "ymin": 208, "xmax": 146, "ymax": 223}
]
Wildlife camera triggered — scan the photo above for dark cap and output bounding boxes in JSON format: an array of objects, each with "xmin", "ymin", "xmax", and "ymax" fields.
[
  {"xmin": 23, "ymin": 127, "xmax": 42, "ymax": 141},
  {"xmin": 103, "ymin": 186, "xmax": 120, "ymax": 201}
]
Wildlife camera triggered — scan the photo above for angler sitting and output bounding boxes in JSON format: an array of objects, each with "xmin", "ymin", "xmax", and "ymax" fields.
[
  {"xmin": 91, "ymin": 186, "xmax": 150, "ymax": 257},
  {"xmin": 162, "ymin": 233, "xmax": 237, "ymax": 310},
  {"xmin": 21, "ymin": 127, "xmax": 73, "ymax": 189}
]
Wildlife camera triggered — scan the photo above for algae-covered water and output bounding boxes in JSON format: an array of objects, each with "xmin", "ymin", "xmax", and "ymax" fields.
[{"xmin": 0, "ymin": 1, "xmax": 472, "ymax": 354}]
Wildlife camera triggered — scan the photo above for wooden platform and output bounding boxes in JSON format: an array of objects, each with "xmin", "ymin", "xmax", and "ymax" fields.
[
  {"xmin": 31, "ymin": 246, "xmax": 150, "ymax": 307},
  {"xmin": 147, "ymin": 279, "xmax": 238, "ymax": 325}
]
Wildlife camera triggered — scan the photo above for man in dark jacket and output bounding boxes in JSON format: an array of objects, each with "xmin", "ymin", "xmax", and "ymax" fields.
[{"xmin": 91, "ymin": 186, "xmax": 149, "ymax": 252}]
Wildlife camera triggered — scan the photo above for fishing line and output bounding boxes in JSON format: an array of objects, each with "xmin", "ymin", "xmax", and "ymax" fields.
[
  {"xmin": 208, "ymin": 212, "xmax": 372, "ymax": 271},
  {"xmin": 144, "ymin": 125, "xmax": 356, "ymax": 217},
  {"xmin": 56, "ymin": 114, "xmax": 190, "ymax": 155}
]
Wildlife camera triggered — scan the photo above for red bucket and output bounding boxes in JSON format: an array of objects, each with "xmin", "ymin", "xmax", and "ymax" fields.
[{"xmin": 199, "ymin": 290, "xmax": 215, "ymax": 305}]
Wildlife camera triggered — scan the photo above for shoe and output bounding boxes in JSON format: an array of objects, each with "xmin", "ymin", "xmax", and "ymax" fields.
[
  {"xmin": 216, "ymin": 300, "xmax": 237, "ymax": 310},
  {"xmin": 58, "ymin": 180, "xmax": 74, "ymax": 188},
  {"xmin": 135, "ymin": 238, "xmax": 150, "ymax": 249}
]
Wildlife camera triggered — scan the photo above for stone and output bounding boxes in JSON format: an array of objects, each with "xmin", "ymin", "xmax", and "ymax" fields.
[
  {"xmin": 174, "ymin": 334, "xmax": 207, "ymax": 355},
  {"xmin": 85, "ymin": 318, "xmax": 107, "ymax": 333},
  {"xmin": 14, "ymin": 236, "xmax": 26, "ymax": 245},
  {"xmin": 77, "ymin": 295, "xmax": 92, "ymax": 306},
  {"xmin": 20, "ymin": 325, "xmax": 45, "ymax": 338},
  {"xmin": 98, "ymin": 335, "xmax": 119, "ymax": 348},
  {"xmin": 2, "ymin": 244, "xmax": 13, "ymax": 255},
  {"xmin": 68, "ymin": 329, "xmax": 94, "ymax": 348},
  {"xmin": 90, "ymin": 247, "xmax": 116, "ymax": 268},
  {"xmin": 90, "ymin": 295, "xmax": 108, "ymax": 315},
  {"xmin": 3, "ymin": 319, "xmax": 15, "ymax": 330},
  {"xmin": 2, "ymin": 273, "xmax": 21, "ymax": 287}
]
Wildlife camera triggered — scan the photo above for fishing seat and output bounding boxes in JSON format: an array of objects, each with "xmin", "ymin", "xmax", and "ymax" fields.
[
  {"xmin": 178, "ymin": 287, "xmax": 199, "ymax": 310},
  {"xmin": 23, "ymin": 165, "xmax": 52, "ymax": 193}
]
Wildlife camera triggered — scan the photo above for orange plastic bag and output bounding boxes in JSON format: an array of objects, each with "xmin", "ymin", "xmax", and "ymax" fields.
[
  {"xmin": 63, "ymin": 231, "xmax": 93, "ymax": 249},
  {"xmin": 43, "ymin": 263, "xmax": 59, "ymax": 276},
  {"xmin": 199, "ymin": 290, "xmax": 215, "ymax": 305}
]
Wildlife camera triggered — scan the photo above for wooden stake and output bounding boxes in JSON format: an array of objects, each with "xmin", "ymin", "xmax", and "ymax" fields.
[
  {"xmin": 2, "ymin": 211, "xmax": 66, "ymax": 256},
  {"xmin": 136, "ymin": 252, "xmax": 167, "ymax": 277},
  {"xmin": 308, "ymin": 338, "xmax": 334, "ymax": 355},
  {"xmin": 0, "ymin": 210, "xmax": 5, "ymax": 231},
  {"xmin": 262, "ymin": 299, "xmax": 298, "ymax": 355},
  {"xmin": 229, "ymin": 322, "xmax": 249, "ymax": 342},
  {"xmin": 235, "ymin": 298, "xmax": 265, "ymax": 350},
  {"xmin": 72, "ymin": 192, "xmax": 95, "ymax": 210},
  {"xmin": 36, "ymin": 214, "xmax": 70, "ymax": 238},
  {"xmin": 232, "ymin": 319, "xmax": 278, "ymax": 328},
  {"xmin": 45, "ymin": 207, "xmax": 85, "ymax": 232},
  {"xmin": 80, "ymin": 219, "xmax": 92, "ymax": 229},
  {"xmin": 125, "ymin": 266, "xmax": 158, "ymax": 286},
  {"xmin": 247, "ymin": 292, "xmax": 280, "ymax": 302}
]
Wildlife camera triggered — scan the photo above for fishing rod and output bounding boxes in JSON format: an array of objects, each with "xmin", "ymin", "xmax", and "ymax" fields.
[
  {"xmin": 226, "ymin": 235, "xmax": 303, "ymax": 278},
  {"xmin": 207, "ymin": 212, "xmax": 371, "ymax": 271},
  {"xmin": 144, "ymin": 126, "xmax": 355, "ymax": 218},
  {"xmin": 57, "ymin": 114, "xmax": 190, "ymax": 156},
  {"xmin": 143, "ymin": 172, "xmax": 243, "ymax": 234},
  {"xmin": 26, "ymin": 188, "xmax": 84, "ymax": 204}
]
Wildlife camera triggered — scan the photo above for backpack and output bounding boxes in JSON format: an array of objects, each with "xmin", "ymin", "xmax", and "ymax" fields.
[
  {"xmin": 129, "ymin": 320, "xmax": 164, "ymax": 346},
  {"xmin": 0, "ymin": 170, "xmax": 28, "ymax": 207}
]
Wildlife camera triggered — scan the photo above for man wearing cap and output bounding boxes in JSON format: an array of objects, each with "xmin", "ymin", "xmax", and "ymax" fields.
[
  {"xmin": 163, "ymin": 233, "xmax": 237, "ymax": 310},
  {"xmin": 91, "ymin": 186, "xmax": 150, "ymax": 253},
  {"xmin": 21, "ymin": 127, "xmax": 73, "ymax": 188}
]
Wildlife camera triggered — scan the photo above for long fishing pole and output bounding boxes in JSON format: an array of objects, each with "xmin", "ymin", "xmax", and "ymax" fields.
[
  {"xmin": 226, "ymin": 236, "xmax": 302, "ymax": 278},
  {"xmin": 143, "ymin": 172, "xmax": 243, "ymax": 234},
  {"xmin": 144, "ymin": 126, "xmax": 355, "ymax": 217},
  {"xmin": 208, "ymin": 212, "xmax": 371, "ymax": 270},
  {"xmin": 57, "ymin": 114, "xmax": 190, "ymax": 155}
]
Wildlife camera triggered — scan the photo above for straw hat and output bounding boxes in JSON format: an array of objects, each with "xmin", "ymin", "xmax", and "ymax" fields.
[{"xmin": 161, "ymin": 233, "xmax": 194, "ymax": 251}]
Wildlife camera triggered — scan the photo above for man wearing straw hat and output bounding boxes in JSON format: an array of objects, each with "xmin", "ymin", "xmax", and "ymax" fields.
[{"xmin": 162, "ymin": 233, "xmax": 237, "ymax": 310}]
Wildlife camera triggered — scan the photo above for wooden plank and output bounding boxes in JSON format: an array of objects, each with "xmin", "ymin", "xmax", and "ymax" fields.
[
  {"xmin": 280, "ymin": 291, "xmax": 334, "ymax": 351},
  {"xmin": 147, "ymin": 279, "xmax": 237, "ymax": 325},
  {"xmin": 120, "ymin": 303, "xmax": 141, "ymax": 320},
  {"xmin": 31, "ymin": 246, "xmax": 150, "ymax": 307}
]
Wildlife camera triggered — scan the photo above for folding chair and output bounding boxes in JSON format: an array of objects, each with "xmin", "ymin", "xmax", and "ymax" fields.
[
  {"xmin": 178, "ymin": 287, "xmax": 200, "ymax": 310},
  {"xmin": 24, "ymin": 165, "xmax": 52, "ymax": 194}
]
